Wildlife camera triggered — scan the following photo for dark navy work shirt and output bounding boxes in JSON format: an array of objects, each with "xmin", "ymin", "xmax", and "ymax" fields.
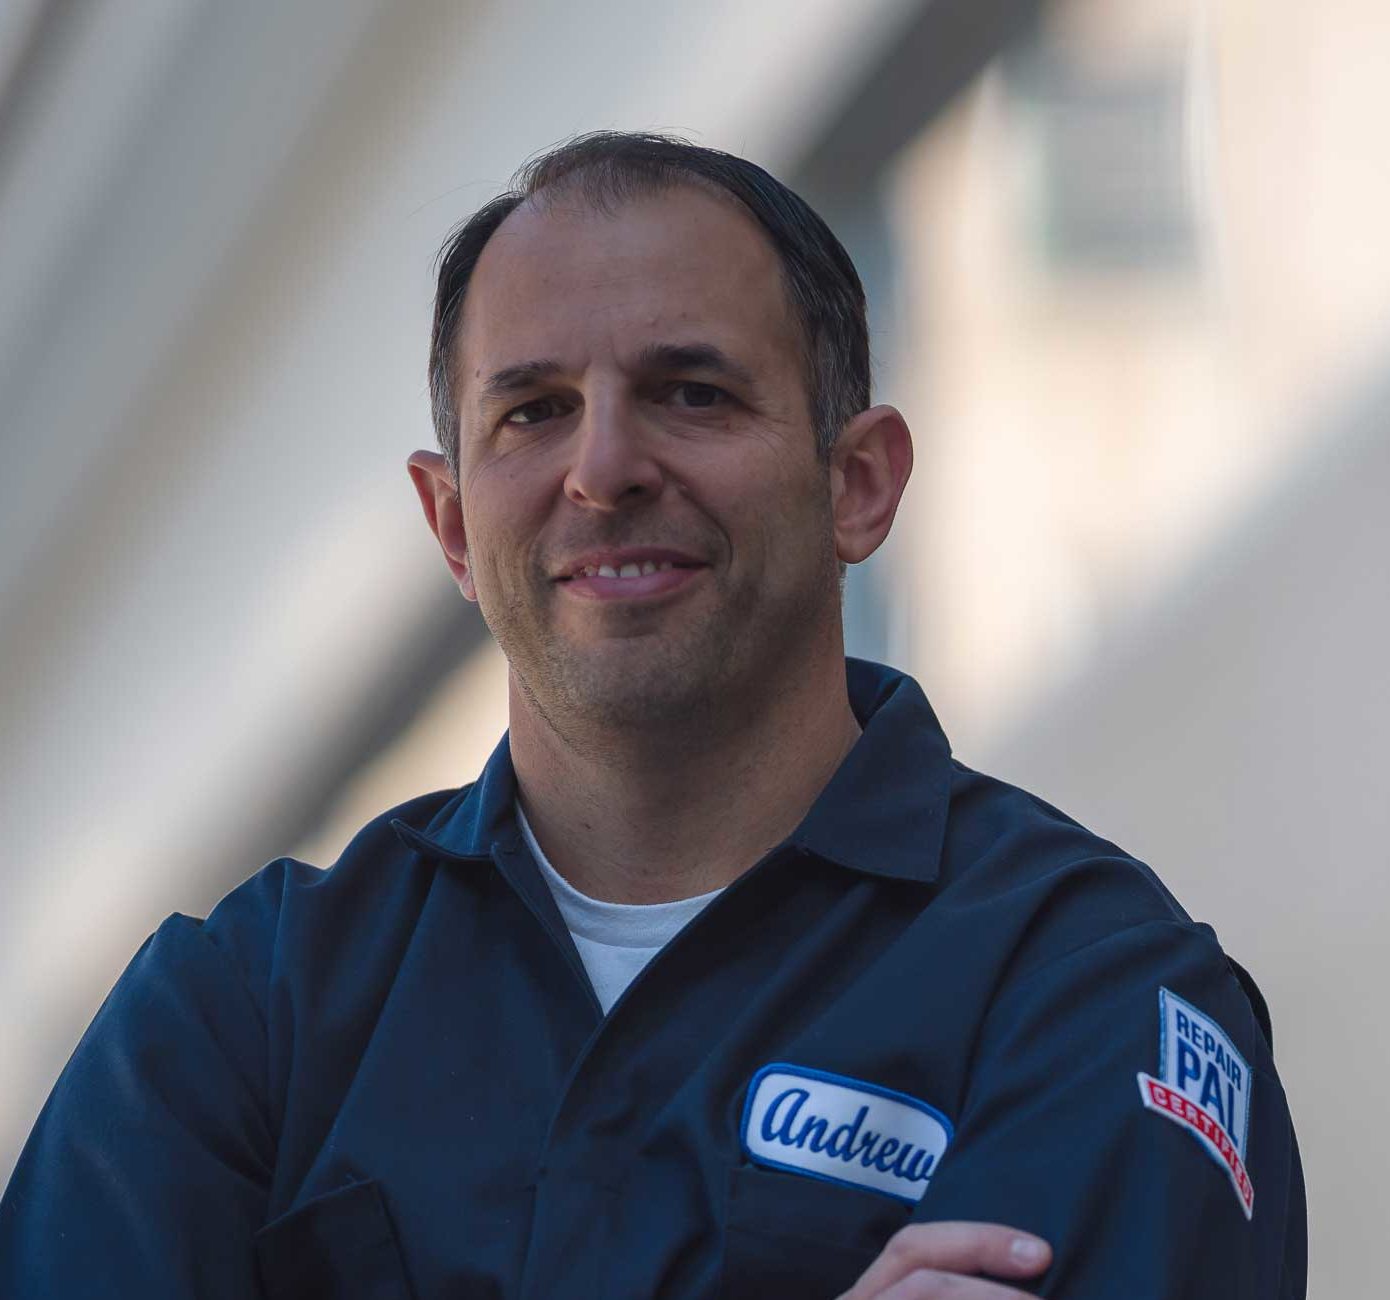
[{"xmin": 0, "ymin": 659, "xmax": 1306, "ymax": 1298}]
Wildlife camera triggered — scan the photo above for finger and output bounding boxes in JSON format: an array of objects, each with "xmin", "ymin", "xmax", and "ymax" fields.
[
  {"xmin": 839, "ymin": 1222, "xmax": 1051, "ymax": 1299},
  {"xmin": 873, "ymin": 1266, "xmax": 1044, "ymax": 1300}
]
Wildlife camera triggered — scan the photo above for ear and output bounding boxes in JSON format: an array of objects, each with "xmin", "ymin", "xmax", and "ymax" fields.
[
  {"xmin": 407, "ymin": 450, "xmax": 476, "ymax": 601},
  {"xmin": 829, "ymin": 404, "xmax": 913, "ymax": 564}
]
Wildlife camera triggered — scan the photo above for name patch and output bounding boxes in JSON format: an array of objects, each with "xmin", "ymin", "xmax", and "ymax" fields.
[
  {"xmin": 741, "ymin": 1064, "xmax": 952, "ymax": 1204},
  {"xmin": 1137, "ymin": 987, "xmax": 1254, "ymax": 1219}
]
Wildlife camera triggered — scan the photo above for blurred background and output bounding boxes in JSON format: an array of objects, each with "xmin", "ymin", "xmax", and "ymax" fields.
[{"xmin": 1, "ymin": 0, "xmax": 1384, "ymax": 1291}]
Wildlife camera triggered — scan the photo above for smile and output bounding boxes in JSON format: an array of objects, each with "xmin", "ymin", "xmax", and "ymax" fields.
[
  {"xmin": 556, "ymin": 559, "xmax": 707, "ymax": 602},
  {"xmin": 574, "ymin": 560, "xmax": 679, "ymax": 579}
]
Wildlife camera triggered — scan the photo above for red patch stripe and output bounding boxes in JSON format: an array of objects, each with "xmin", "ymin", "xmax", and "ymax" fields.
[{"xmin": 1138, "ymin": 1073, "xmax": 1254, "ymax": 1219}]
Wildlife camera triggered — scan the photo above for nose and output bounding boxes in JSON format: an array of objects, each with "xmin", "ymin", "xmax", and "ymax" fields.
[{"xmin": 562, "ymin": 393, "xmax": 664, "ymax": 511}]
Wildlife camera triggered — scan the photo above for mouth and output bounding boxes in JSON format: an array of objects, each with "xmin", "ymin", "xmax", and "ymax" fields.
[{"xmin": 553, "ymin": 549, "xmax": 709, "ymax": 602}]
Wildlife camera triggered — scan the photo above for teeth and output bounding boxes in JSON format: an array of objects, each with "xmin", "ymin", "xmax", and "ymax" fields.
[{"xmin": 576, "ymin": 559, "xmax": 683, "ymax": 580}]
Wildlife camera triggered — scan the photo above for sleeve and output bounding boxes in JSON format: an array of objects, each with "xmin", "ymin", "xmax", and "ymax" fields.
[
  {"xmin": 0, "ymin": 912, "xmax": 276, "ymax": 1298},
  {"xmin": 915, "ymin": 919, "xmax": 1307, "ymax": 1299}
]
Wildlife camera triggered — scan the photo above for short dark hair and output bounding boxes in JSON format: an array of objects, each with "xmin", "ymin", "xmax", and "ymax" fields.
[{"xmin": 428, "ymin": 131, "xmax": 870, "ymax": 479}]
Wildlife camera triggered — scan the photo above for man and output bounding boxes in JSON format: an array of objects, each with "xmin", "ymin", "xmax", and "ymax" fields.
[{"xmin": 0, "ymin": 133, "xmax": 1304, "ymax": 1297}]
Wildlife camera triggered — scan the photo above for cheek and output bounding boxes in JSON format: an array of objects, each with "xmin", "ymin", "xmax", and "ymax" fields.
[
  {"xmin": 462, "ymin": 458, "xmax": 553, "ymax": 563},
  {"xmin": 717, "ymin": 470, "xmax": 833, "ymax": 578},
  {"xmin": 466, "ymin": 515, "xmax": 569, "ymax": 631}
]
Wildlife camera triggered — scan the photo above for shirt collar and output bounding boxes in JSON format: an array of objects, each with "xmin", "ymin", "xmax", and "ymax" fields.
[
  {"xmin": 394, "ymin": 657, "xmax": 951, "ymax": 886},
  {"xmin": 787, "ymin": 658, "xmax": 950, "ymax": 884},
  {"xmin": 391, "ymin": 730, "xmax": 519, "ymax": 862}
]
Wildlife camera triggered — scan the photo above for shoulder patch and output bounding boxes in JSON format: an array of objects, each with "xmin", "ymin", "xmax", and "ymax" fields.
[
  {"xmin": 740, "ymin": 1064, "xmax": 952, "ymax": 1204},
  {"xmin": 1138, "ymin": 987, "xmax": 1254, "ymax": 1219}
]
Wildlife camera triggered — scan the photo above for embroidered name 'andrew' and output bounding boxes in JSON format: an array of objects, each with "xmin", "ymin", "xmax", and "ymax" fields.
[{"xmin": 741, "ymin": 1064, "xmax": 953, "ymax": 1203}]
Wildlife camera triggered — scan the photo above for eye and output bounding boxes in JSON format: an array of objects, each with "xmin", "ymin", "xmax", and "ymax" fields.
[
  {"xmin": 502, "ymin": 396, "xmax": 563, "ymax": 426},
  {"xmin": 670, "ymin": 382, "xmax": 726, "ymax": 409}
]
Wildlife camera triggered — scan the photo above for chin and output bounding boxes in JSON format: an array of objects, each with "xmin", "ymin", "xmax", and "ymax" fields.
[
  {"xmin": 574, "ymin": 640, "xmax": 727, "ymax": 725},
  {"xmin": 498, "ymin": 575, "xmax": 835, "ymax": 739},
  {"xmin": 506, "ymin": 629, "xmax": 734, "ymax": 739}
]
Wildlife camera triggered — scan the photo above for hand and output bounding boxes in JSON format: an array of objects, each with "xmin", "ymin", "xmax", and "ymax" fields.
[{"xmin": 836, "ymin": 1221, "xmax": 1052, "ymax": 1299}]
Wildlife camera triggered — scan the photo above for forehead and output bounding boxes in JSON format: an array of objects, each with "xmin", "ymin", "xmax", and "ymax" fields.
[{"xmin": 454, "ymin": 184, "xmax": 802, "ymax": 388}]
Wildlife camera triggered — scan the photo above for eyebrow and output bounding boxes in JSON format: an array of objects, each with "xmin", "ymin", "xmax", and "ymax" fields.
[
  {"xmin": 476, "ymin": 342, "xmax": 757, "ymax": 406},
  {"xmin": 632, "ymin": 342, "xmax": 758, "ymax": 389},
  {"xmin": 478, "ymin": 358, "xmax": 565, "ymax": 404}
]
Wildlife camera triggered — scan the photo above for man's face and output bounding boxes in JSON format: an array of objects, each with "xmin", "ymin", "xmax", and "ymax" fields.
[{"xmin": 448, "ymin": 184, "xmax": 843, "ymax": 736}]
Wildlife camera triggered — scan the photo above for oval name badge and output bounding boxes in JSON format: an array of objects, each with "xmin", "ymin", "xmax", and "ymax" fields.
[{"xmin": 741, "ymin": 1063, "xmax": 953, "ymax": 1204}]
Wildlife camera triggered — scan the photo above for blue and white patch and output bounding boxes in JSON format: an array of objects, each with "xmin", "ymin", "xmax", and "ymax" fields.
[
  {"xmin": 1137, "ymin": 988, "xmax": 1254, "ymax": 1218},
  {"xmin": 741, "ymin": 1064, "xmax": 952, "ymax": 1204}
]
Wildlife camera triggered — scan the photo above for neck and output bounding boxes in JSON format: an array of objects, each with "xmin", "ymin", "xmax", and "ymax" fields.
[{"xmin": 507, "ymin": 650, "xmax": 862, "ymax": 903}]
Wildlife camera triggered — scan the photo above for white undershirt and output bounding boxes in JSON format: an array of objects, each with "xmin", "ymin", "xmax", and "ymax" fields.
[{"xmin": 515, "ymin": 802, "xmax": 724, "ymax": 1014}]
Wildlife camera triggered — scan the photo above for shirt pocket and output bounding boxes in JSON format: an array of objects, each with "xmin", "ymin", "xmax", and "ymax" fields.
[
  {"xmin": 254, "ymin": 1178, "xmax": 415, "ymax": 1300},
  {"xmin": 718, "ymin": 1163, "xmax": 911, "ymax": 1300}
]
